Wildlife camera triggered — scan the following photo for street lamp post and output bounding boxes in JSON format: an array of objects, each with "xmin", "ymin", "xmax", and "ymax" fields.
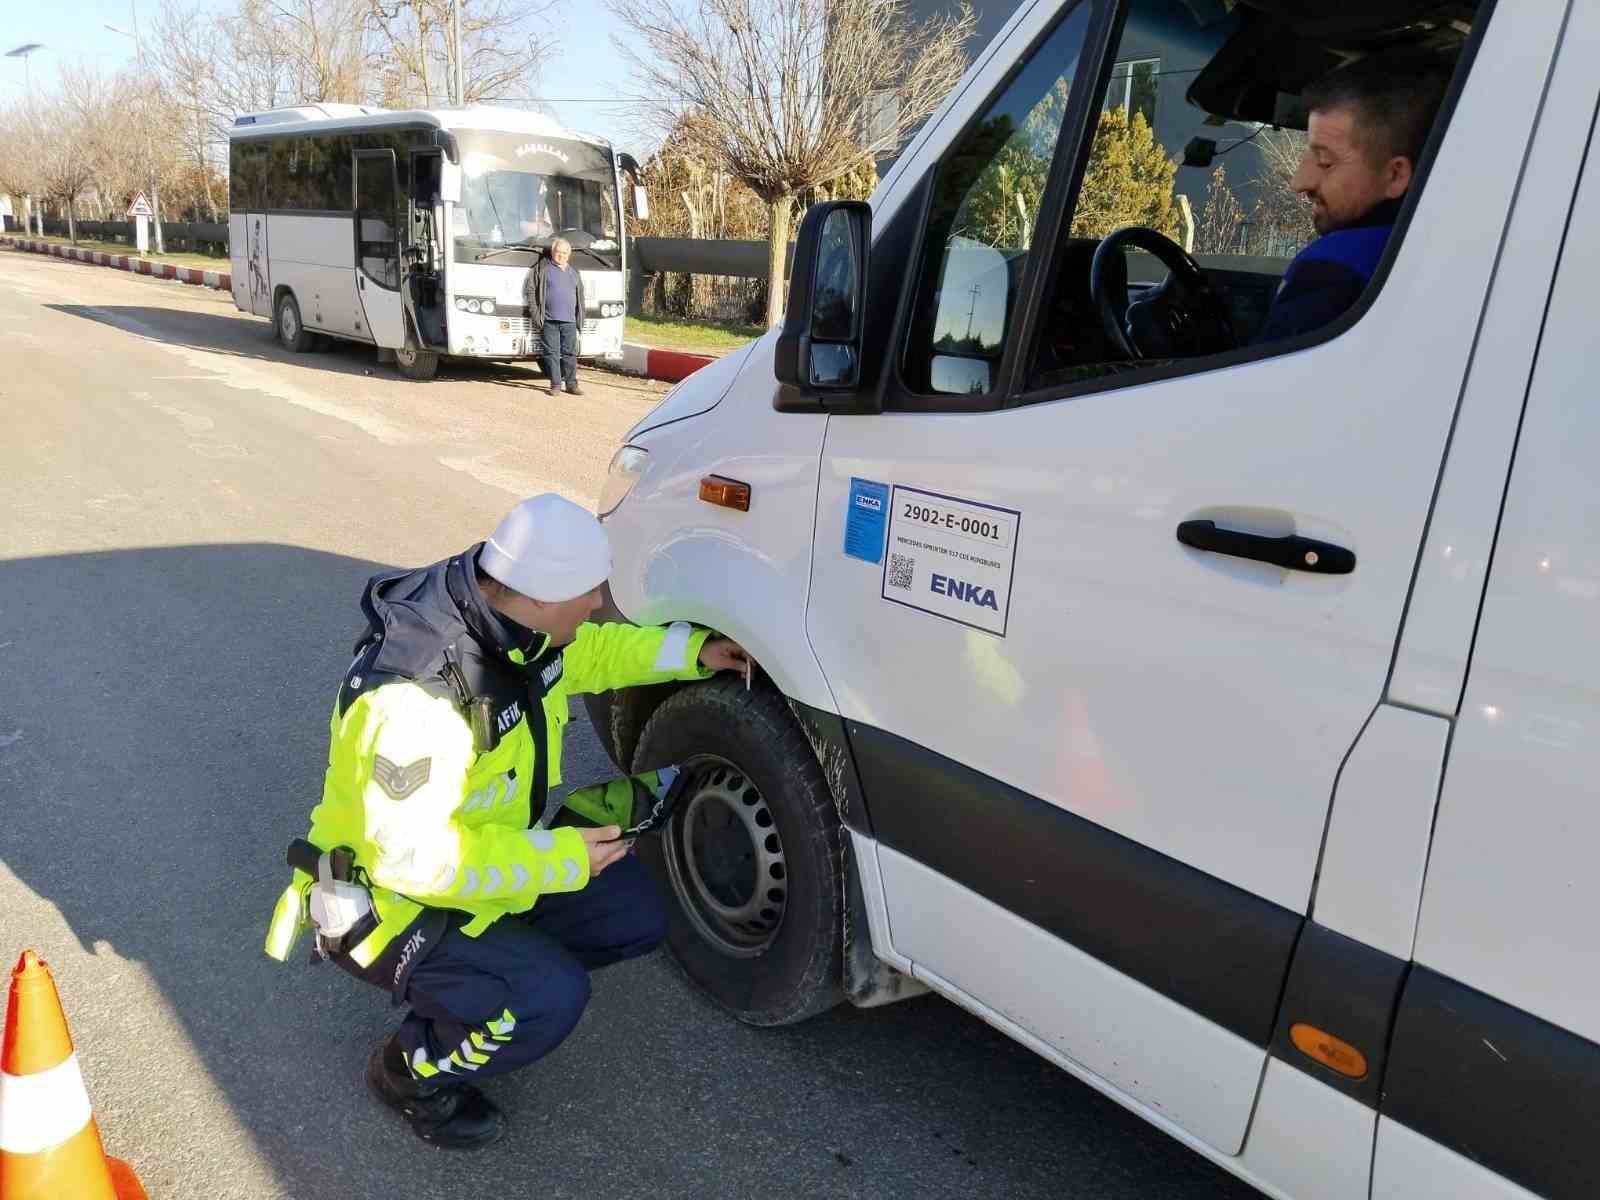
[{"xmin": 5, "ymin": 43, "xmax": 48, "ymax": 235}]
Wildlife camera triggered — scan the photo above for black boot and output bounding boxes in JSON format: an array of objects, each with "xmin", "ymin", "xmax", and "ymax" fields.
[{"xmin": 366, "ymin": 1036, "xmax": 506, "ymax": 1150}]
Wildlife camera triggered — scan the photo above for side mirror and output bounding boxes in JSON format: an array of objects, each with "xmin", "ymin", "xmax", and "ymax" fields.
[
  {"xmin": 775, "ymin": 200, "xmax": 871, "ymax": 393},
  {"xmin": 633, "ymin": 185, "xmax": 650, "ymax": 222},
  {"xmin": 1182, "ymin": 137, "xmax": 1217, "ymax": 168},
  {"xmin": 439, "ymin": 160, "xmax": 463, "ymax": 204}
]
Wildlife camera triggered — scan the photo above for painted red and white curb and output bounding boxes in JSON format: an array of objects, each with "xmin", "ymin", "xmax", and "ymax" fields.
[
  {"xmin": 4, "ymin": 233, "xmax": 725, "ymax": 383},
  {"xmin": 2, "ymin": 235, "xmax": 230, "ymax": 291},
  {"xmin": 614, "ymin": 342, "xmax": 715, "ymax": 382}
]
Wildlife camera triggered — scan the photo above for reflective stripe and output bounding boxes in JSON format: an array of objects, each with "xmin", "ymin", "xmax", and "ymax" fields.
[
  {"xmin": 511, "ymin": 864, "xmax": 529, "ymax": 892},
  {"xmin": 470, "ymin": 1032, "xmax": 502, "ymax": 1054},
  {"xmin": 543, "ymin": 864, "xmax": 556, "ymax": 886},
  {"xmin": 0, "ymin": 1056, "xmax": 92, "ymax": 1154},
  {"xmin": 652, "ymin": 621, "xmax": 694, "ymax": 671},
  {"xmin": 481, "ymin": 866, "xmax": 504, "ymax": 897},
  {"xmin": 460, "ymin": 1037, "xmax": 490, "ymax": 1066},
  {"xmin": 562, "ymin": 859, "xmax": 581, "ymax": 886},
  {"xmin": 449, "ymin": 1050, "xmax": 477, "ymax": 1072},
  {"xmin": 456, "ymin": 868, "xmax": 480, "ymax": 898},
  {"xmin": 488, "ymin": 1010, "xmax": 517, "ymax": 1039},
  {"xmin": 410, "ymin": 1048, "xmax": 439, "ymax": 1079},
  {"xmin": 526, "ymin": 828, "xmax": 555, "ymax": 852}
]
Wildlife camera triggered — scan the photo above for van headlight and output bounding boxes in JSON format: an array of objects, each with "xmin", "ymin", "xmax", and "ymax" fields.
[{"xmin": 599, "ymin": 445, "xmax": 649, "ymax": 517}]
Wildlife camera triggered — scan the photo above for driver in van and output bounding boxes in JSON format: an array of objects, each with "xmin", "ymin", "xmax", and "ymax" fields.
[{"xmin": 1255, "ymin": 51, "xmax": 1452, "ymax": 343}]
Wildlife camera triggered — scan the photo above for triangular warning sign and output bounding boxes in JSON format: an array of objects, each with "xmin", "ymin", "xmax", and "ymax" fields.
[{"xmin": 126, "ymin": 192, "xmax": 153, "ymax": 217}]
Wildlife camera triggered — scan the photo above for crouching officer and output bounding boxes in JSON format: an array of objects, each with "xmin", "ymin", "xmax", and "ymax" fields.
[{"xmin": 264, "ymin": 493, "xmax": 748, "ymax": 1149}]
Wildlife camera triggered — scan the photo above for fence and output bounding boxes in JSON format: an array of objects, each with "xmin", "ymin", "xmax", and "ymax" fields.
[
  {"xmin": 19, "ymin": 221, "xmax": 788, "ymax": 313},
  {"xmin": 38, "ymin": 219, "xmax": 230, "ymax": 257}
]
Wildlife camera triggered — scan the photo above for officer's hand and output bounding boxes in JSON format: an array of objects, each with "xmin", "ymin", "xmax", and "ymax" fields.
[
  {"xmin": 579, "ymin": 826, "xmax": 631, "ymax": 877},
  {"xmin": 699, "ymin": 638, "xmax": 749, "ymax": 674}
]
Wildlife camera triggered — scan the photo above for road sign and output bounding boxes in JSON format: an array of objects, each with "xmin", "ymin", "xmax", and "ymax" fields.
[{"xmin": 126, "ymin": 192, "xmax": 153, "ymax": 218}]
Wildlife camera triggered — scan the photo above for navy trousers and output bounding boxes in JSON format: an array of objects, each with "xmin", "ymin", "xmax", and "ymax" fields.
[
  {"xmin": 541, "ymin": 319, "xmax": 578, "ymax": 390},
  {"xmin": 395, "ymin": 855, "xmax": 666, "ymax": 1083}
]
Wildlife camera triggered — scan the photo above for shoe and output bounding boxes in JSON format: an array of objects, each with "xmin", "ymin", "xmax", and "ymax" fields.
[
  {"xmin": 566, "ymin": 384, "xmax": 583, "ymax": 396},
  {"xmin": 366, "ymin": 1036, "xmax": 506, "ymax": 1150}
]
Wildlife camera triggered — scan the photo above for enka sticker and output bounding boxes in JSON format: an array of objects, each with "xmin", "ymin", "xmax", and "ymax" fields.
[{"xmin": 931, "ymin": 573, "xmax": 999, "ymax": 611}]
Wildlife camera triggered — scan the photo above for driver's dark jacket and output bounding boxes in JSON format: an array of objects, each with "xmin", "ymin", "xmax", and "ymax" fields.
[
  {"xmin": 1255, "ymin": 198, "xmax": 1400, "ymax": 343},
  {"xmin": 523, "ymin": 249, "xmax": 587, "ymax": 328}
]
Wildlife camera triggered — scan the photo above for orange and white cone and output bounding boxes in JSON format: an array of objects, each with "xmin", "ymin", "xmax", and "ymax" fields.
[{"xmin": 0, "ymin": 950, "xmax": 146, "ymax": 1199}]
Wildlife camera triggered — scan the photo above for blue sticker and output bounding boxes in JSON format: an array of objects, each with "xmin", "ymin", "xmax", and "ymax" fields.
[{"xmin": 844, "ymin": 478, "xmax": 890, "ymax": 564}]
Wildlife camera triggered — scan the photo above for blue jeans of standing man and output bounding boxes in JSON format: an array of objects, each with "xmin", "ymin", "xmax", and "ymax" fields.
[{"xmin": 541, "ymin": 319, "xmax": 578, "ymax": 391}]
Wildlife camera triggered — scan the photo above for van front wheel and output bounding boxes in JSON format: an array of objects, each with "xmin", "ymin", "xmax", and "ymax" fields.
[{"xmin": 632, "ymin": 677, "xmax": 844, "ymax": 1026}]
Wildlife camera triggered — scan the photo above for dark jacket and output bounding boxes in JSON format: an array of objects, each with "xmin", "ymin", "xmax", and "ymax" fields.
[
  {"xmin": 523, "ymin": 251, "xmax": 586, "ymax": 328},
  {"xmin": 1255, "ymin": 198, "xmax": 1401, "ymax": 343}
]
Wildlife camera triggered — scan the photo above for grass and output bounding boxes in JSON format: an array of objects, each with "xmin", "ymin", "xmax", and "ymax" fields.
[
  {"xmin": 625, "ymin": 313, "xmax": 767, "ymax": 355},
  {"xmin": 11, "ymin": 233, "xmax": 227, "ymax": 272}
]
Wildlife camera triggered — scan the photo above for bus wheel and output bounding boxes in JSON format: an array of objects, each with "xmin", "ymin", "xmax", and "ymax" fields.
[
  {"xmin": 275, "ymin": 292, "xmax": 315, "ymax": 353},
  {"xmin": 396, "ymin": 341, "xmax": 439, "ymax": 380},
  {"xmin": 633, "ymin": 676, "xmax": 844, "ymax": 1026}
]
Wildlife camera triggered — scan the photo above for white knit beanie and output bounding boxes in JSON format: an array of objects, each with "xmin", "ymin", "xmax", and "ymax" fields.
[{"xmin": 479, "ymin": 494, "xmax": 612, "ymax": 602}]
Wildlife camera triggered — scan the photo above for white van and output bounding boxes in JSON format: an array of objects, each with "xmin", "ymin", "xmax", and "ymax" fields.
[{"xmin": 589, "ymin": 1, "xmax": 1599, "ymax": 1196}]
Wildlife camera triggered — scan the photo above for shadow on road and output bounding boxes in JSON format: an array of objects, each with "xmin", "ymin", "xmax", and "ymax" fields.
[
  {"xmin": 0, "ymin": 542, "xmax": 1256, "ymax": 1200},
  {"xmin": 44, "ymin": 303, "xmax": 670, "ymax": 399}
]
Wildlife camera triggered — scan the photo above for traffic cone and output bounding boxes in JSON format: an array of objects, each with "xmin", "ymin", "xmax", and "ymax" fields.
[{"xmin": 0, "ymin": 950, "xmax": 146, "ymax": 1199}]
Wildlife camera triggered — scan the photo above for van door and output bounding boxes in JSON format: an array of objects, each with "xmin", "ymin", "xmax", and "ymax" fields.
[
  {"xmin": 802, "ymin": 0, "xmax": 1564, "ymax": 1158},
  {"xmin": 354, "ymin": 149, "xmax": 405, "ymax": 349},
  {"xmin": 1375, "ymin": 80, "xmax": 1600, "ymax": 1200}
]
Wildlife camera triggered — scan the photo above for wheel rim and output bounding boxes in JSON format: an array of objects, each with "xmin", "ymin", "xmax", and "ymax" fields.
[
  {"xmin": 397, "ymin": 345, "xmax": 416, "ymax": 366},
  {"xmin": 663, "ymin": 756, "xmax": 788, "ymax": 958},
  {"xmin": 279, "ymin": 301, "xmax": 298, "ymax": 342}
]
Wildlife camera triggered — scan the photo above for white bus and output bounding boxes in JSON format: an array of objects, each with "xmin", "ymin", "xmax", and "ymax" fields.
[{"xmin": 227, "ymin": 104, "xmax": 644, "ymax": 379}]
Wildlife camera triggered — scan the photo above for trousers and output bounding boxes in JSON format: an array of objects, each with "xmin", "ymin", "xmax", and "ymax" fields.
[
  {"xmin": 541, "ymin": 319, "xmax": 578, "ymax": 390},
  {"xmin": 393, "ymin": 854, "xmax": 666, "ymax": 1083}
]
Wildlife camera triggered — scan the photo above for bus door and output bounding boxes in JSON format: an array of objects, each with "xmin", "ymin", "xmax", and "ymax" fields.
[
  {"xmin": 407, "ymin": 148, "xmax": 445, "ymax": 348},
  {"xmin": 353, "ymin": 149, "xmax": 405, "ymax": 349}
]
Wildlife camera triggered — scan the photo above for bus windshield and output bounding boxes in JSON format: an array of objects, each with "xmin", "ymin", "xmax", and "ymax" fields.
[{"xmin": 453, "ymin": 131, "xmax": 620, "ymax": 268}]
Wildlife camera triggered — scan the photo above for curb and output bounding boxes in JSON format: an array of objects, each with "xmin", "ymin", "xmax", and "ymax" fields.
[
  {"xmin": 2, "ymin": 235, "xmax": 230, "ymax": 291},
  {"xmin": 615, "ymin": 342, "xmax": 715, "ymax": 383}
]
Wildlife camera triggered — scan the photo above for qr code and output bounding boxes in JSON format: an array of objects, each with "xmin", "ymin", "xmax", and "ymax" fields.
[{"xmin": 887, "ymin": 553, "xmax": 915, "ymax": 591}]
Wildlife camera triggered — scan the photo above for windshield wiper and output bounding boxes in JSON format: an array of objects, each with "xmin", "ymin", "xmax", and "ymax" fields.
[
  {"xmin": 570, "ymin": 245, "xmax": 619, "ymax": 267},
  {"xmin": 475, "ymin": 241, "xmax": 542, "ymax": 262}
]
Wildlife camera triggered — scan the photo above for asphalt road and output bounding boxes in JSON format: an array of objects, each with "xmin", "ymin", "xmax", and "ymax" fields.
[{"xmin": 0, "ymin": 247, "xmax": 1259, "ymax": 1200}]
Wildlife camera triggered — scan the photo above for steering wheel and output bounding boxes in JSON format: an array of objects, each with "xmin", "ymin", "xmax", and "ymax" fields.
[{"xmin": 1090, "ymin": 226, "xmax": 1237, "ymax": 360}]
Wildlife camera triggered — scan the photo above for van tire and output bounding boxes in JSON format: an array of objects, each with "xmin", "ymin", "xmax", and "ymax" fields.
[
  {"xmin": 275, "ymin": 292, "xmax": 316, "ymax": 353},
  {"xmin": 583, "ymin": 683, "xmax": 677, "ymax": 772},
  {"xmin": 632, "ymin": 677, "xmax": 844, "ymax": 1026}
]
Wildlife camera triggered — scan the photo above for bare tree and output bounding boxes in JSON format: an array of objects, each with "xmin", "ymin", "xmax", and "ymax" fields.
[
  {"xmin": 34, "ymin": 69, "xmax": 114, "ymax": 244},
  {"xmin": 611, "ymin": 0, "xmax": 974, "ymax": 324},
  {"xmin": 0, "ymin": 107, "xmax": 47, "ymax": 236},
  {"xmin": 366, "ymin": 0, "xmax": 552, "ymax": 107}
]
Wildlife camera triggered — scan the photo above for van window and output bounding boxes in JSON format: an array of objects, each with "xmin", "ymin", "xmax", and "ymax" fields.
[
  {"xmin": 900, "ymin": 4, "xmax": 1096, "ymax": 398},
  {"xmin": 896, "ymin": 0, "xmax": 1479, "ymax": 404}
]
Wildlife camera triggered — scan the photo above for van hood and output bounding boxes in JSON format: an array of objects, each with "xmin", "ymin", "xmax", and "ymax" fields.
[{"xmin": 625, "ymin": 329, "xmax": 773, "ymax": 441}]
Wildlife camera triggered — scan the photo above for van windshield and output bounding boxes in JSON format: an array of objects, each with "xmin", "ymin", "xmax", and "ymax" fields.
[{"xmin": 452, "ymin": 132, "xmax": 620, "ymax": 268}]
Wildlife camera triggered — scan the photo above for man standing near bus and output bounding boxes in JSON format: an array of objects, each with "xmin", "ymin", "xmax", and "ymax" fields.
[{"xmin": 527, "ymin": 237, "xmax": 585, "ymax": 396}]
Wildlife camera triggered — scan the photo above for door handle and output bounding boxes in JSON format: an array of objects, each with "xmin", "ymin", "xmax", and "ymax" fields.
[
  {"xmin": 359, "ymin": 275, "xmax": 365, "ymax": 290},
  {"xmin": 1176, "ymin": 520, "xmax": 1355, "ymax": 574}
]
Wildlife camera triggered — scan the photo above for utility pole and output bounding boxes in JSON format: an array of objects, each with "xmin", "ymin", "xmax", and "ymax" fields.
[
  {"xmin": 452, "ymin": 0, "xmax": 464, "ymax": 106},
  {"xmin": 107, "ymin": 2, "xmax": 164, "ymax": 255}
]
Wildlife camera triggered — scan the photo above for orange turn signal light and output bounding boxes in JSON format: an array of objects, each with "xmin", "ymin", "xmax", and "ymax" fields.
[
  {"xmin": 699, "ymin": 475, "xmax": 751, "ymax": 512},
  {"xmin": 1290, "ymin": 1022, "xmax": 1369, "ymax": 1079}
]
